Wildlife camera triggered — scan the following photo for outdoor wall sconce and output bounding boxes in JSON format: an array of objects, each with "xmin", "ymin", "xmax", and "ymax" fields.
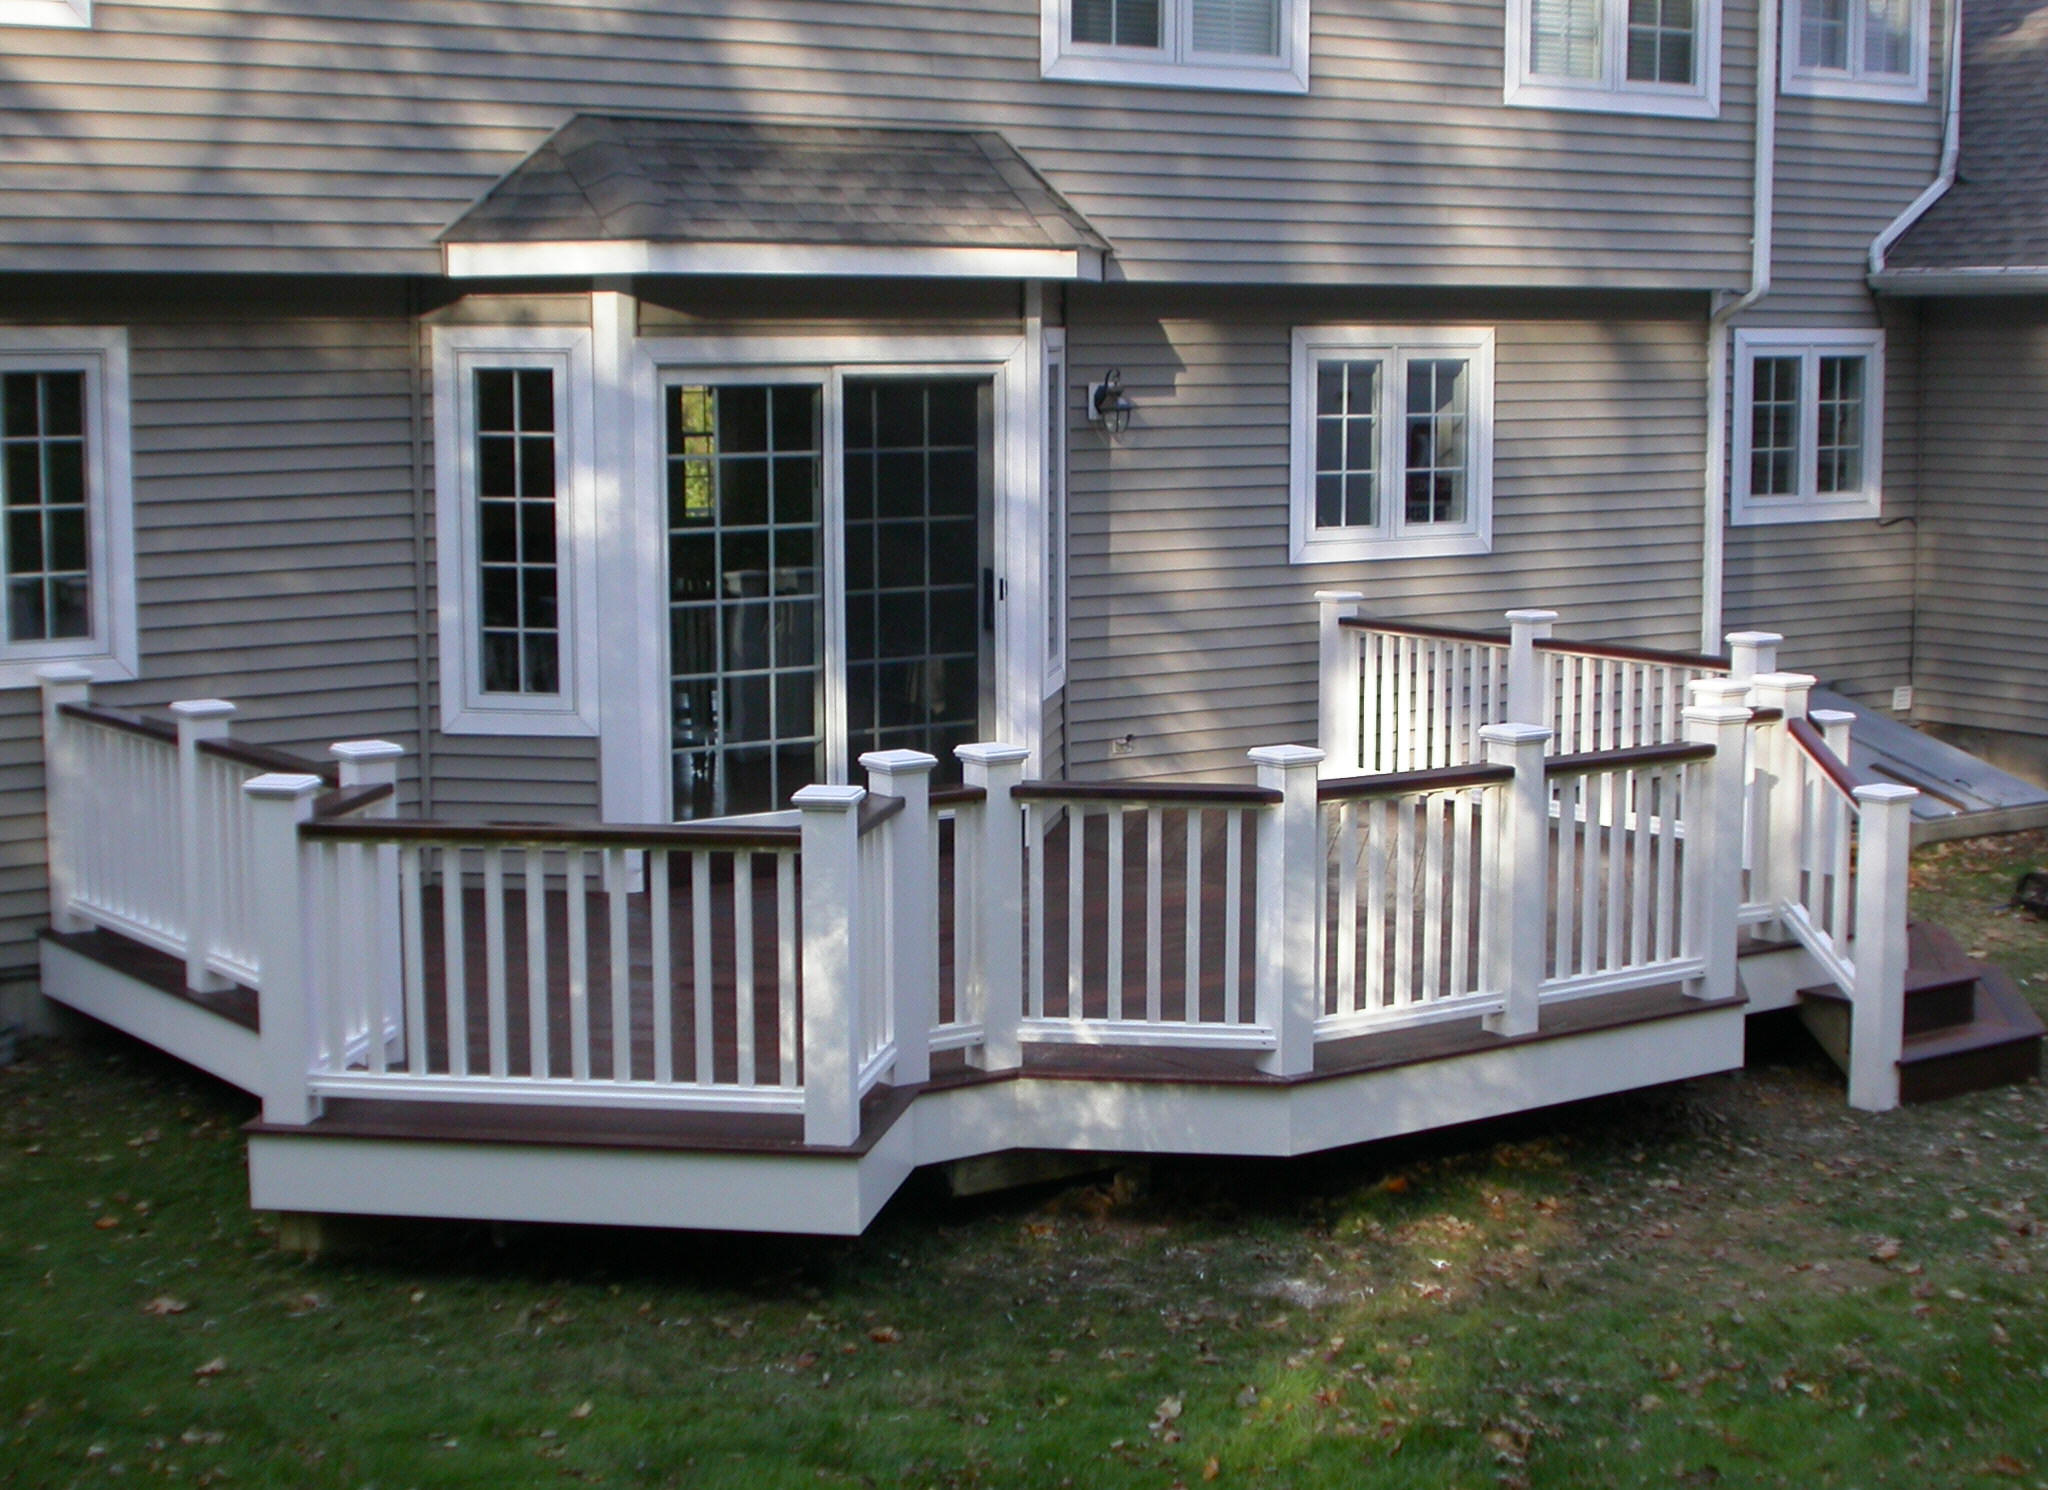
[{"xmin": 1088, "ymin": 368, "xmax": 1134, "ymax": 435}]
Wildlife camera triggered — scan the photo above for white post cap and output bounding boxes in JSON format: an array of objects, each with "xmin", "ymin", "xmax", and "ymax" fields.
[
  {"xmin": 955, "ymin": 742, "xmax": 1031, "ymax": 767},
  {"xmin": 244, "ymin": 772, "xmax": 327, "ymax": 799},
  {"xmin": 792, "ymin": 784, "xmax": 866, "ymax": 812},
  {"xmin": 170, "ymin": 699, "xmax": 237, "ymax": 721},
  {"xmin": 1479, "ymin": 722, "xmax": 1552, "ymax": 747},
  {"xmin": 1248, "ymin": 744, "xmax": 1326, "ymax": 769},
  {"xmin": 330, "ymin": 739, "xmax": 406, "ymax": 763},
  {"xmin": 858, "ymin": 749, "xmax": 939, "ymax": 775}
]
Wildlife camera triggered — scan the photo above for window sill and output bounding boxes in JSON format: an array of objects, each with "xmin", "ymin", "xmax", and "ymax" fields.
[
  {"xmin": 0, "ymin": 650, "xmax": 135, "ymax": 692},
  {"xmin": 1781, "ymin": 72, "xmax": 1927, "ymax": 104},
  {"xmin": 1291, "ymin": 530, "xmax": 1492, "ymax": 563},
  {"xmin": 1042, "ymin": 51, "xmax": 1309, "ymax": 93},
  {"xmin": 1728, "ymin": 497, "xmax": 1882, "ymax": 527},
  {"xmin": 1504, "ymin": 79, "xmax": 1720, "ymax": 118},
  {"xmin": 442, "ymin": 700, "xmax": 601, "ymax": 738}
]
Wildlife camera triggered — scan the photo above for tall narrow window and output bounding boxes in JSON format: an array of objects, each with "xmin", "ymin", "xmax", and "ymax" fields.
[
  {"xmin": 0, "ymin": 329, "xmax": 135, "ymax": 689},
  {"xmin": 474, "ymin": 368, "xmax": 560, "ymax": 696},
  {"xmin": 1290, "ymin": 327, "xmax": 1495, "ymax": 563},
  {"xmin": 1731, "ymin": 330, "xmax": 1884, "ymax": 524},
  {"xmin": 1508, "ymin": 0, "xmax": 1719, "ymax": 114},
  {"xmin": 1784, "ymin": 0, "xmax": 1926, "ymax": 99}
]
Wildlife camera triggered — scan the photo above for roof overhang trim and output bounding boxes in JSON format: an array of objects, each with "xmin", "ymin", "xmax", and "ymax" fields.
[
  {"xmin": 444, "ymin": 239, "xmax": 1105, "ymax": 281},
  {"xmin": 1869, "ymin": 265, "xmax": 2048, "ymax": 295}
]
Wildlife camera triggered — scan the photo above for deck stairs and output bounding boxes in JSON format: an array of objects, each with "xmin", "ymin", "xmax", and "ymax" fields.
[{"xmin": 1786, "ymin": 923, "xmax": 2044, "ymax": 1103}]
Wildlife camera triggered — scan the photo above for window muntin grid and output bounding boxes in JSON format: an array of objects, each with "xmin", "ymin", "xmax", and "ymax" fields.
[
  {"xmin": 1313, "ymin": 359, "xmax": 1382, "ymax": 530},
  {"xmin": 666, "ymin": 383, "xmax": 825, "ymax": 820},
  {"xmin": 1404, "ymin": 358, "xmax": 1470, "ymax": 526},
  {"xmin": 1626, "ymin": 0, "xmax": 1695, "ymax": 82},
  {"xmin": 1815, "ymin": 354, "xmax": 1865, "ymax": 494},
  {"xmin": 1749, "ymin": 355, "xmax": 1802, "ymax": 498},
  {"xmin": 1072, "ymin": 0, "xmax": 1161, "ymax": 46},
  {"xmin": 474, "ymin": 368, "xmax": 561, "ymax": 696},
  {"xmin": 1, "ymin": 370, "xmax": 91, "ymax": 644}
]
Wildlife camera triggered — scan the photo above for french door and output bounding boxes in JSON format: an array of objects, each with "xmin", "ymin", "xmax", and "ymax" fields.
[{"xmin": 662, "ymin": 372, "xmax": 993, "ymax": 819}]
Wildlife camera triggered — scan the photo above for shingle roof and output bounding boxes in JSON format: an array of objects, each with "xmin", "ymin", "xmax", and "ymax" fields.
[
  {"xmin": 1887, "ymin": 0, "xmax": 2048, "ymax": 274},
  {"xmin": 441, "ymin": 114, "xmax": 1109, "ymax": 254}
]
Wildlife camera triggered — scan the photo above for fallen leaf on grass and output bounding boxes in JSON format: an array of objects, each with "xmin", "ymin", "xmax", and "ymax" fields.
[
  {"xmin": 569, "ymin": 1401, "xmax": 593, "ymax": 1421},
  {"xmin": 1868, "ymin": 1238, "xmax": 1902, "ymax": 1262},
  {"xmin": 869, "ymin": 1325, "xmax": 902, "ymax": 1344},
  {"xmin": 1150, "ymin": 1394, "xmax": 1184, "ymax": 1440},
  {"xmin": 1202, "ymin": 1455, "xmax": 1221, "ymax": 1481},
  {"xmin": 140, "ymin": 1296, "xmax": 190, "ymax": 1316},
  {"xmin": 1978, "ymin": 1454, "xmax": 2028, "ymax": 1478},
  {"xmin": 284, "ymin": 1293, "xmax": 325, "ymax": 1317},
  {"xmin": 192, "ymin": 1357, "xmax": 227, "ymax": 1379},
  {"xmin": 93, "ymin": 1215, "xmax": 119, "ymax": 1231},
  {"xmin": 179, "ymin": 1429, "xmax": 225, "ymax": 1447}
]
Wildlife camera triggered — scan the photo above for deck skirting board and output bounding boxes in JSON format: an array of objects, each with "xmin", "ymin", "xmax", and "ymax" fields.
[{"xmin": 39, "ymin": 938, "xmax": 263, "ymax": 1095}]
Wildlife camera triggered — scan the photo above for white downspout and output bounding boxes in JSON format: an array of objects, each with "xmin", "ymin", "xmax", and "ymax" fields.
[
  {"xmin": 1701, "ymin": 0, "xmax": 1779, "ymax": 653},
  {"xmin": 1870, "ymin": 0, "xmax": 1965, "ymax": 275}
]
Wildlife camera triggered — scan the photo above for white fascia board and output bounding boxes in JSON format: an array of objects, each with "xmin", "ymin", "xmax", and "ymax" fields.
[
  {"xmin": 1868, "ymin": 266, "xmax": 2048, "ymax": 296},
  {"xmin": 445, "ymin": 240, "xmax": 1105, "ymax": 282}
]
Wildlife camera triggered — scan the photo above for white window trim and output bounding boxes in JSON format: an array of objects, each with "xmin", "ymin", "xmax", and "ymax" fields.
[
  {"xmin": 1043, "ymin": 329, "xmax": 1068, "ymax": 697},
  {"xmin": 0, "ymin": 0, "xmax": 90, "ymax": 28},
  {"xmin": 1289, "ymin": 326, "xmax": 1496, "ymax": 564},
  {"xmin": 431, "ymin": 326, "xmax": 601, "ymax": 736},
  {"xmin": 1041, "ymin": 0, "xmax": 1311, "ymax": 93},
  {"xmin": 1504, "ymin": 0, "xmax": 1722, "ymax": 117},
  {"xmin": 1730, "ymin": 327, "xmax": 1885, "ymax": 526},
  {"xmin": 0, "ymin": 327, "xmax": 136, "ymax": 690},
  {"xmin": 1781, "ymin": 0, "xmax": 1929, "ymax": 102}
]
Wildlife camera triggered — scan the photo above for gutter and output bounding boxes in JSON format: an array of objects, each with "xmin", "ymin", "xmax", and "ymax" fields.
[
  {"xmin": 1700, "ymin": 0, "xmax": 1779, "ymax": 654},
  {"xmin": 1868, "ymin": 0, "xmax": 1966, "ymax": 278}
]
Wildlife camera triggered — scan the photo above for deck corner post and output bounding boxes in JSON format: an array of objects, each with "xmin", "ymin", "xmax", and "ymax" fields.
[
  {"xmin": 171, "ymin": 700, "xmax": 238, "ymax": 993},
  {"xmin": 1250, "ymin": 743, "xmax": 1324, "ymax": 1076},
  {"xmin": 1504, "ymin": 610, "xmax": 1558, "ymax": 728},
  {"xmin": 861, "ymin": 749, "xmax": 939, "ymax": 1087},
  {"xmin": 797, "ymin": 783, "xmax": 867, "ymax": 1147},
  {"xmin": 1848, "ymin": 782, "xmax": 1918, "ymax": 1113},
  {"xmin": 1316, "ymin": 591, "xmax": 1366, "ymax": 777},
  {"xmin": 956, "ymin": 743, "xmax": 1030, "ymax": 1073},
  {"xmin": 1808, "ymin": 708, "xmax": 1854, "ymax": 769},
  {"xmin": 1479, "ymin": 722, "xmax": 1550, "ymax": 1037},
  {"xmin": 36, "ymin": 664, "xmax": 96, "ymax": 935},
  {"xmin": 1745, "ymin": 671, "xmax": 1815, "ymax": 920},
  {"xmin": 245, "ymin": 772, "xmax": 328, "ymax": 1126},
  {"xmin": 1682, "ymin": 680, "xmax": 1754, "ymax": 1003},
  {"xmin": 1724, "ymin": 630, "xmax": 1783, "ymax": 683}
]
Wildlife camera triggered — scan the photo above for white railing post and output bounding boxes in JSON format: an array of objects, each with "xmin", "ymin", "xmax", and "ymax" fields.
[
  {"xmin": 796, "ymin": 783, "xmax": 866, "ymax": 1147},
  {"xmin": 246, "ymin": 772, "xmax": 326, "ymax": 1126},
  {"xmin": 1505, "ymin": 609, "xmax": 1557, "ymax": 728},
  {"xmin": 1745, "ymin": 671, "xmax": 1814, "ymax": 919},
  {"xmin": 171, "ymin": 699, "xmax": 238, "ymax": 992},
  {"xmin": 957, "ymin": 743, "xmax": 1029, "ymax": 1073},
  {"xmin": 861, "ymin": 748, "xmax": 938, "ymax": 1088},
  {"xmin": 1251, "ymin": 743, "xmax": 1323, "ymax": 1076},
  {"xmin": 332, "ymin": 740, "xmax": 406, "ymax": 1067},
  {"xmin": 1848, "ymin": 783, "xmax": 1919, "ymax": 1113},
  {"xmin": 1682, "ymin": 680, "xmax": 1754, "ymax": 1004},
  {"xmin": 36, "ymin": 664, "xmax": 96, "ymax": 934},
  {"xmin": 1480, "ymin": 723, "xmax": 1550, "ymax": 1036},
  {"xmin": 1316, "ymin": 591, "xmax": 1366, "ymax": 777},
  {"xmin": 1810, "ymin": 707, "xmax": 1854, "ymax": 768},
  {"xmin": 1725, "ymin": 630, "xmax": 1782, "ymax": 684}
]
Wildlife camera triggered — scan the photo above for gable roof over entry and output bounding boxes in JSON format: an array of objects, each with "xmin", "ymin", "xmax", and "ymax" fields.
[{"xmin": 441, "ymin": 114, "xmax": 1111, "ymax": 280}]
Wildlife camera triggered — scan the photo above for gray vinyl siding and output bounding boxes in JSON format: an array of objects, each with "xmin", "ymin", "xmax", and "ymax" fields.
[
  {"xmin": 1062, "ymin": 286, "xmax": 1709, "ymax": 782},
  {"xmin": 1719, "ymin": 40, "xmax": 1947, "ymax": 702},
  {"xmin": 0, "ymin": 0, "xmax": 1756, "ymax": 287},
  {"xmin": 1912, "ymin": 298, "xmax": 2048, "ymax": 738}
]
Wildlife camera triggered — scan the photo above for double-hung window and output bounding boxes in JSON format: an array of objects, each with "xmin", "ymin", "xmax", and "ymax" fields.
[
  {"xmin": 1042, "ymin": 0, "xmax": 1310, "ymax": 92},
  {"xmin": 1730, "ymin": 329, "xmax": 1884, "ymax": 524},
  {"xmin": 1290, "ymin": 327, "xmax": 1496, "ymax": 563},
  {"xmin": 0, "ymin": 328, "xmax": 135, "ymax": 689},
  {"xmin": 1783, "ymin": 0, "xmax": 1927, "ymax": 101},
  {"xmin": 432, "ymin": 326, "xmax": 600, "ymax": 735},
  {"xmin": 1505, "ymin": 0, "xmax": 1722, "ymax": 116}
]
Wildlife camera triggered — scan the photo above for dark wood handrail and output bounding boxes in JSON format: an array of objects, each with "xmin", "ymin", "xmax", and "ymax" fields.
[
  {"xmin": 928, "ymin": 785, "xmax": 988, "ymax": 810},
  {"xmin": 313, "ymin": 782, "xmax": 396, "ymax": 821},
  {"xmin": 1318, "ymin": 762, "xmax": 1515, "ymax": 802},
  {"xmin": 1337, "ymin": 616, "xmax": 1511, "ymax": 647},
  {"xmin": 857, "ymin": 792, "xmax": 905, "ymax": 837},
  {"xmin": 1544, "ymin": 741, "xmax": 1716, "ymax": 778},
  {"xmin": 1012, "ymin": 780, "xmax": 1284, "ymax": 808},
  {"xmin": 301, "ymin": 818, "xmax": 800, "ymax": 850},
  {"xmin": 198, "ymin": 736, "xmax": 341, "ymax": 786},
  {"xmin": 56, "ymin": 700, "xmax": 178, "ymax": 745},
  {"xmin": 1787, "ymin": 717, "xmax": 1864, "ymax": 799},
  {"xmin": 1748, "ymin": 706, "xmax": 1785, "ymax": 725},
  {"xmin": 1533, "ymin": 637, "xmax": 1730, "ymax": 671}
]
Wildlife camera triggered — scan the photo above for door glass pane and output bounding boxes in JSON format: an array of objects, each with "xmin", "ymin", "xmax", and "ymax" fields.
[
  {"xmin": 666, "ymin": 383, "xmax": 825, "ymax": 819},
  {"xmin": 843, "ymin": 377, "xmax": 991, "ymax": 784}
]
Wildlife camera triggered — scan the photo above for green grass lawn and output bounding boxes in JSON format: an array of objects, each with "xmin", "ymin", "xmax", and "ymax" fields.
[{"xmin": 4, "ymin": 834, "xmax": 2048, "ymax": 1488}]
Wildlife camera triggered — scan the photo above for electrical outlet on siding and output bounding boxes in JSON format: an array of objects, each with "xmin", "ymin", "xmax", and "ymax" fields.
[
  {"xmin": 1892, "ymin": 686, "xmax": 1914, "ymax": 713},
  {"xmin": 1109, "ymin": 735, "xmax": 1136, "ymax": 757}
]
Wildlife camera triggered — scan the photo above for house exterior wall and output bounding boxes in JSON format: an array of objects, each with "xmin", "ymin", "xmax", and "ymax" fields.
[
  {"xmin": 1912, "ymin": 297, "xmax": 2048, "ymax": 763},
  {"xmin": 0, "ymin": 0, "xmax": 1761, "ymax": 288}
]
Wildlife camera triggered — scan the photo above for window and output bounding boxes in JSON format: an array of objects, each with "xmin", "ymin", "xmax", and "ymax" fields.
[
  {"xmin": 1730, "ymin": 329, "xmax": 1884, "ymax": 525},
  {"xmin": 1041, "ymin": 0, "xmax": 1310, "ymax": 92},
  {"xmin": 1505, "ymin": 0, "xmax": 1722, "ymax": 116},
  {"xmin": 431, "ymin": 327, "xmax": 599, "ymax": 735},
  {"xmin": 0, "ymin": 0, "xmax": 90, "ymax": 27},
  {"xmin": 0, "ymin": 328, "xmax": 135, "ymax": 689},
  {"xmin": 1783, "ymin": 0, "xmax": 1927, "ymax": 101},
  {"xmin": 1289, "ymin": 327, "xmax": 1496, "ymax": 563}
]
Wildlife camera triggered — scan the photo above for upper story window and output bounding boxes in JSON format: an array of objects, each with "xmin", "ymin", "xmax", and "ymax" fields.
[
  {"xmin": 1041, "ymin": 0, "xmax": 1311, "ymax": 93},
  {"xmin": 1730, "ymin": 329, "xmax": 1884, "ymax": 525},
  {"xmin": 0, "ymin": 0, "xmax": 90, "ymax": 27},
  {"xmin": 431, "ymin": 326, "xmax": 600, "ymax": 736},
  {"xmin": 0, "ymin": 328, "xmax": 136, "ymax": 689},
  {"xmin": 1783, "ymin": 0, "xmax": 1927, "ymax": 102},
  {"xmin": 1289, "ymin": 327, "xmax": 1496, "ymax": 563},
  {"xmin": 1505, "ymin": 0, "xmax": 1723, "ymax": 117}
]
